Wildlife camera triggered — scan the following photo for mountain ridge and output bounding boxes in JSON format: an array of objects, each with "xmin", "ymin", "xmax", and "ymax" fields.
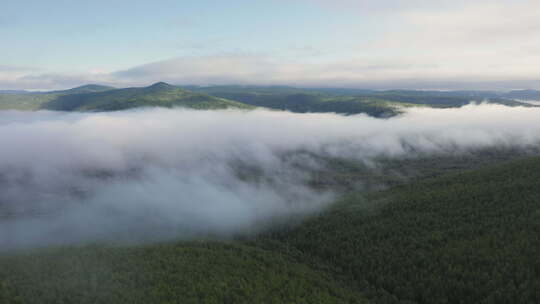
[
  {"xmin": 0, "ymin": 82, "xmax": 253, "ymax": 111},
  {"xmin": 43, "ymin": 82, "xmax": 253, "ymax": 111},
  {"xmin": 2, "ymin": 83, "xmax": 539, "ymax": 113}
]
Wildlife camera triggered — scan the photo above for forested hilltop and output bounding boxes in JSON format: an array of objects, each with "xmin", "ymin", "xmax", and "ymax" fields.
[
  {"xmin": 0, "ymin": 82, "xmax": 252, "ymax": 111},
  {"xmin": 184, "ymin": 85, "xmax": 537, "ymax": 116},
  {"xmin": 1, "ymin": 151, "xmax": 539, "ymax": 303},
  {"xmin": 2, "ymin": 83, "xmax": 538, "ymax": 116}
]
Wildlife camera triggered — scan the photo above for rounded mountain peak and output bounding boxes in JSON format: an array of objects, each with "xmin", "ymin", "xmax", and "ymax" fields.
[{"xmin": 147, "ymin": 82, "xmax": 175, "ymax": 90}]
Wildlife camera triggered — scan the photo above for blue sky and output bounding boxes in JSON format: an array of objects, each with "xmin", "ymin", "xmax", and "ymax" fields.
[
  {"xmin": 1, "ymin": 0, "xmax": 539, "ymax": 90},
  {"xmin": 1, "ymin": 0, "xmax": 368, "ymax": 70}
]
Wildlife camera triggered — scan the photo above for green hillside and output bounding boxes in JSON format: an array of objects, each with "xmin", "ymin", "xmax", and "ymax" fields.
[
  {"xmin": 3, "ymin": 84, "xmax": 534, "ymax": 115},
  {"xmin": 183, "ymin": 86, "xmax": 414, "ymax": 117},
  {"xmin": 0, "ymin": 242, "xmax": 367, "ymax": 304},
  {"xmin": 0, "ymin": 93, "xmax": 57, "ymax": 110},
  {"xmin": 370, "ymin": 91, "xmax": 528, "ymax": 107},
  {"xmin": 0, "ymin": 83, "xmax": 252, "ymax": 111},
  {"xmin": 2, "ymin": 154, "xmax": 540, "ymax": 303},
  {"xmin": 263, "ymin": 156, "xmax": 540, "ymax": 303},
  {"xmin": 0, "ymin": 85, "xmax": 115, "ymax": 110},
  {"xmin": 185, "ymin": 86, "xmax": 533, "ymax": 117},
  {"xmin": 42, "ymin": 82, "xmax": 253, "ymax": 111},
  {"xmin": 505, "ymin": 89, "xmax": 540, "ymax": 101}
]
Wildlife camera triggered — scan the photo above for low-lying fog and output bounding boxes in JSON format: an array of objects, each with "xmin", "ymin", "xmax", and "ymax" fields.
[{"xmin": 1, "ymin": 104, "xmax": 539, "ymax": 249}]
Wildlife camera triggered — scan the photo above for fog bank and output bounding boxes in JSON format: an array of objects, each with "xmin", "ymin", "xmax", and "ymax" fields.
[{"xmin": 1, "ymin": 104, "xmax": 540, "ymax": 249}]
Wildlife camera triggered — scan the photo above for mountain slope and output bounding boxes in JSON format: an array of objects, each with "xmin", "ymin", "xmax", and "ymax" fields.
[
  {"xmin": 0, "ymin": 93, "xmax": 58, "ymax": 110},
  {"xmin": 1, "ymin": 154, "xmax": 540, "ymax": 303},
  {"xmin": 3, "ymin": 84, "xmax": 536, "ymax": 113},
  {"xmin": 264, "ymin": 155, "xmax": 540, "ymax": 303},
  {"xmin": 184, "ymin": 86, "xmax": 413, "ymax": 117},
  {"xmin": 185, "ymin": 86, "xmax": 534, "ymax": 117},
  {"xmin": 0, "ymin": 83, "xmax": 252, "ymax": 111},
  {"xmin": 0, "ymin": 84, "xmax": 116, "ymax": 110},
  {"xmin": 0, "ymin": 242, "xmax": 367, "ymax": 304},
  {"xmin": 40, "ymin": 83, "xmax": 253, "ymax": 111},
  {"xmin": 504, "ymin": 89, "xmax": 540, "ymax": 101}
]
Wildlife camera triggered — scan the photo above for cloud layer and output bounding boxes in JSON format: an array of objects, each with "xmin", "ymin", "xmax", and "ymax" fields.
[{"xmin": 1, "ymin": 104, "xmax": 540, "ymax": 249}]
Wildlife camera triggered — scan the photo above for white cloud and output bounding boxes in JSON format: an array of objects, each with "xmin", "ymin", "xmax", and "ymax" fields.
[
  {"xmin": 112, "ymin": 52, "xmax": 540, "ymax": 89},
  {"xmin": 1, "ymin": 1, "xmax": 539, "ymax": 90},
  {"xmin": 1, "ymin": 105, "xmax": 540, "ymax": 248}
]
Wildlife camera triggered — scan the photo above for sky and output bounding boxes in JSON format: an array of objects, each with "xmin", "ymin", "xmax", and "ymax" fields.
[{"xmin": 1, "ymin": 0, "xmax": 539, "ymax": 90}]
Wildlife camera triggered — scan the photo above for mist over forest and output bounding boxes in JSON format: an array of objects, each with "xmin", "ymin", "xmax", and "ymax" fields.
[
  {"xmin": 2, "ymin": 1, "xmax": 540, "ymax": 302},
  {"xmin": 1, "ymin": 104, "xmax": 539, "ymax": 250}
]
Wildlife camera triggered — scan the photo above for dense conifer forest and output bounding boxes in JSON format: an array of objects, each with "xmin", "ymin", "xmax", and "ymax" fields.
[{"xmin": 1, "ymin": 153, "xmax": 539, "ymax": 303}]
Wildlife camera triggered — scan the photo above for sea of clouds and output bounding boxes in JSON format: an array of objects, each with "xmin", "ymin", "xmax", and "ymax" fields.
[{"xmin": 1, "ymin": 104, "xmax": 539, "ymax": 249}]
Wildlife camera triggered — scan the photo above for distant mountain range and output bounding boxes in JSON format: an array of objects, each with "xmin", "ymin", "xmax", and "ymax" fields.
[
  {"xmin": 0, "ymin": 82, "xmax": 252, "ymax": 111},
  {"xmin": 504, "ymin": 89, "xmax": 540, "ymax": 100},
  {"xmin": 182, "ymin": 85, "xmax": 538, "ymax": 116},
  {"xmin": 183, "ymin": 85, "xmax": 540, "ymax": 100},
  {"xmin": 1, "ymin": 83, "xmax": 538, "ymax": 116}
]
